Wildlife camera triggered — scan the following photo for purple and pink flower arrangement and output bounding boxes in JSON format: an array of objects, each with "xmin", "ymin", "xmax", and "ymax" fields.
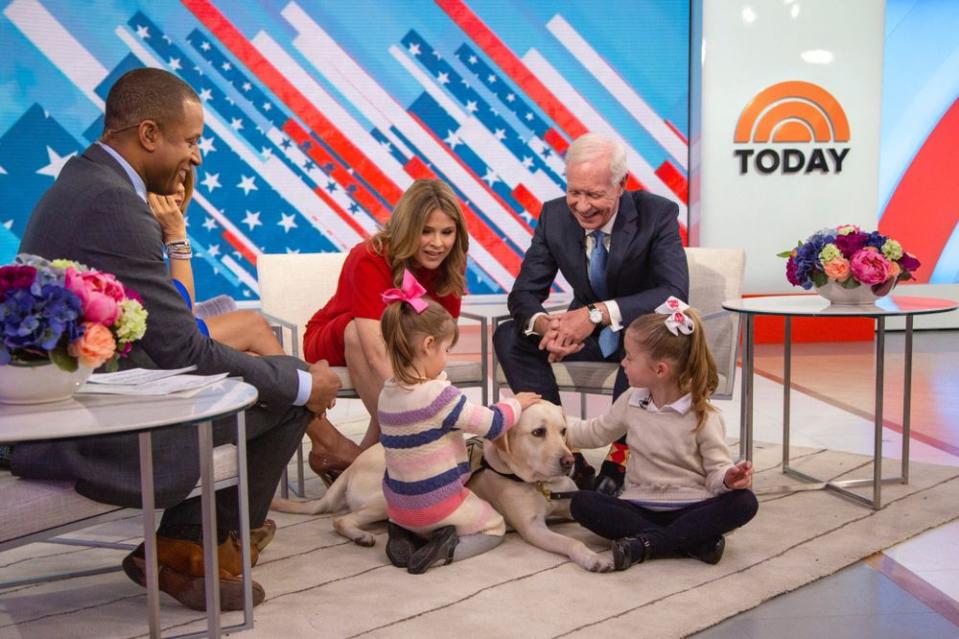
[
  {"xmin": 0, "ymin": 254, "xmax": 148, "ymax": 371},
  {"xmin": 779, "ymin": 225, "xmax": 921, "ymax": 294}
]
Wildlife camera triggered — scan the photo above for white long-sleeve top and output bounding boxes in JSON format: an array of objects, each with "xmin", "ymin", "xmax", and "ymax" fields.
[{"xmin": 566, "ymin": 388, "xmax": 735, "ymax": 509}]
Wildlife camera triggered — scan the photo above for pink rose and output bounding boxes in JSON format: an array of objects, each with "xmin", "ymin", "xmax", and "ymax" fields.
[
  {"xmin": 849, "ymin": 249, "xmax": 890, "ymax": 285},
  {"xmin": 68, "ymin": 322, "xmax": 117, "ymax": 368},
  {"xmin": 822, "ymin": 257, "xmax": 851, "ymax": 281},
  {"xmin": 64, "ymin": 268, "xmax": 125, "ymax": 325}
]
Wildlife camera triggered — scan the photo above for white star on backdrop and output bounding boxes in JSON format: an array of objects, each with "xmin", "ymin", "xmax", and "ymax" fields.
[
  {"xmin": 200, "ymin": 172, "xmax": 221, "ymax": 192},
  {"xmin": 202, "ymin": 217, "xmax": 218, "ymax": 231},
  {"xmin": 0, "ymin": 164, "xmax": 6, "ymax": 174},
  {"xmin": 408, "ymin": 42, "xmax": 421, "ymax": 56},
  {"xmin": 468, "ymin": 55, "xmax": 478, "ymax": 64},
  {"xmin": 521, "ymin": 156, "xmax": 534, "ymax": 169},
  {"xmin": 135, "ymin": 24, "xmax": 149, "ymax": 39},
  {"xmin": 277, "ymin": 213, "xmax": 298, "ymax": 233},
  {"xmin": 35, "ymin": 147, "xmax": 76, "ymax": 179},
  {"xmin": 444, "ymin": 130, "xmax": 462, "ymax": 149},
  {"xmin": 207, "ymin": 243, "xmax": 221, "ymax": 257},
  {"xmin": 197, "ymin": 137, "xmax": 216, "ymax": 155},
  {"xmin": 230, "ymin": 117, "xmax": 244, "ymax": 131},
  {"xmin": 168, "ymin": 57, "xmax": 182, "ymax": 71},
  {"xmin": 222, "ymin": 62, "xmax": 232, "ymax": 71},
  {"xmin": 242, "ymin": 210, "xmax": 262, "ymax": 230},
  {"xmin": 198, "ymin": 88, "xmax": 213, "ymax": 102},
  {"xmin": 201, "ymin": 41, "xmax": 211, "ymax": 51},
  {"xmin": 237, "ymin": 175, "xmax": 258, "ymax": 195},
  {"xmin": 466, "ymin": 100, "xmax": 478, "ymax": 113},
  {"xmin": 493, "ymin": 128, "xmax": 506, "ymax": 141},
  {"xmin": 507, "ymin": 93, "xmax": 516, "ymax": 102},
  {"xmin": 482, "ymin": 169, "xmax": 500, "ymax": 186},
  {"xmin": 2, "ymin": 220, "xmax": 12, "ymax": 230},
  {"xmin": 242, "ymin": 82, "xmax": 252, "ymax": 91},
  {"xmin": 437, "ymin": 71, "xmax": 449, "ymax": 85},
  {"xmin": 263, "ymin": 102, "xmax": 272, "ymax": 111}
]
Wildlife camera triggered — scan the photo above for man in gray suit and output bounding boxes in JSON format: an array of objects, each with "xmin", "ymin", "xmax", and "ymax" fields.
[
  {"xmin": 13, "ymin": 68, "xmax": 340, "ymax": 611},
  {"xmin": 493, "ymin": 133, "xmax": 688, "ymax": 494}
]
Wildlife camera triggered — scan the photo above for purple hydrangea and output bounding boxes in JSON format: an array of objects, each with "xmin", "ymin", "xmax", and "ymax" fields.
[{"xmin": 0, "ymin": 283, "xmax": 84, "ymax": 364}]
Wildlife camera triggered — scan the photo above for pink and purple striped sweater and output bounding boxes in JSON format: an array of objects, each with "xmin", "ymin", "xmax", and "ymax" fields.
[{"xmin": 378, "ymin": 374, "xmax": 522, "ymax": 531}]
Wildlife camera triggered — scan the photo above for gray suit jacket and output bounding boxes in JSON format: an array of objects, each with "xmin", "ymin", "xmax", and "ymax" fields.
[
  {"xmin": 13, "ymin": 144, "xmax": 305, "ymax": 507},
  {"xmin": 508, "ymin": 190, "xmax": 689, "ymax": 333}
]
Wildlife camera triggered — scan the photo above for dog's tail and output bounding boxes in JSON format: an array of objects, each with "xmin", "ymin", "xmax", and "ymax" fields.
[{"xmin": 269, "ymin": 468, "xmax": 350, "ymax": 515}]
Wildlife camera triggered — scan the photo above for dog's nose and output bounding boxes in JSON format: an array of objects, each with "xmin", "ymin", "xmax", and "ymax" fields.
[{"xmin": 560, "ymin": 454, "xmax": 575, "ymax": 473}]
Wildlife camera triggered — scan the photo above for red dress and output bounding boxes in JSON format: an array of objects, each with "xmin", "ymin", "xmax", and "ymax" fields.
[{"xmin": 303, "ymin": 241, "xmax": 462, "ymax": 365}]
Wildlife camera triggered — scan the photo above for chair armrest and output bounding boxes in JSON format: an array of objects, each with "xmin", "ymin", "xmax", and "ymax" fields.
[
  {"xmin": 458, "ymin": 310, "xmax": 485, "ymax": 323},
  {"xmin": 261, "ymin": 312, "xmax": 300, "ymax": 359}
]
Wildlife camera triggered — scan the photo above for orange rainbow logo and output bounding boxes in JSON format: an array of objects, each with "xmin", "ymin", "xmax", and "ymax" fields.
[{"xmin": 734, "ymin": 81, "xmax": 850, "ymax": 144}]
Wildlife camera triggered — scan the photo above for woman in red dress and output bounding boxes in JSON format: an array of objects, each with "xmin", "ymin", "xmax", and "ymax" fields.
[{"xmin": 303, "ymin": 179, "xmax": 468, "ymax": 478}]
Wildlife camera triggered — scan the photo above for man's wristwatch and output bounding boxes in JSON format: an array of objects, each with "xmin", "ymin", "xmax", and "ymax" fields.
[{"xmin": 587, "ymin": 303, "xmax": 604, "ymax": 325}]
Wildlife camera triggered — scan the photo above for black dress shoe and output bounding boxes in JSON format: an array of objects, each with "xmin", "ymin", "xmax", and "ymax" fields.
[
  {"xmin": 594, "ymin": 475, "xmax": 623, "ymax": 497},
  {"xmin": 570, "ymin": 452, "xmax": 596, "ymax": 490},
  {"xmin": 611, "ymin": 535, "xmax": 652, "ymax": 571},
  {"xmin": 407, "ymin": 526, "xmax": 459, "ymax": 574},
  {"xmin": 0, "ymin": 445, "xmax": 12, "ymax": 470},
  {"xmin": 386, "ymin": 522, "xmax": 425, "ymax": 568},
  {"xmin": 687, "ymin": 536, "xmax": 725, "ymax": 565}
]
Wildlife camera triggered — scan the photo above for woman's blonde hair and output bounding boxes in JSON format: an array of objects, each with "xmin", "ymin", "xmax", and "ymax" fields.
[
  {"xmin": 380, "ymin": 297, "xmax": 459, "ymax": 385},
  {"xmin": 371, "ymin": 179, "xmax": 468, "ymax": 297},
  {"xmin": 625, "ymin": 307, "xmax": 718, "ymax": 431}
]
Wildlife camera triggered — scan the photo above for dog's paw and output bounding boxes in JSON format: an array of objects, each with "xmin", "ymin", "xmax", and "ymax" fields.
[
  {"xmin": 352, "ymin": 532, "xmax": 376, "ymax": 547},
  {"xmin": 571, "ymin": 546, "xmax": 614, "ymax": 572}
]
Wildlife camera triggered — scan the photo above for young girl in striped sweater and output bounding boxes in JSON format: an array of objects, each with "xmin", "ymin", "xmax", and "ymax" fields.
[{"xmin": 378, "ymin": 271, "xmax": 540, "ymax": 574}]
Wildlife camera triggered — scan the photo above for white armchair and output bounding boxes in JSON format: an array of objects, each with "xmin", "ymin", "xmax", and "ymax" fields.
[
  {"xmin": 492, "ymin": 247, "xmax": 746, "ymax": 412},
  {"xmin": 256, "ymin": 252, "xmax": 488, "ymax": 495}
]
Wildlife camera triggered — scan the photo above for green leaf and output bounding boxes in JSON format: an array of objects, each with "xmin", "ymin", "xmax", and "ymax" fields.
[
  {"xmin": 839, "ymin": 278, "xmax": 861, "ymax": 289},
  {"xmin": 104, "ymin": 358, "xmax": 119, "ymax": 373},
  {"xmin": 49, "ymin": 347, "xmax": 78, "ymax": 372},
  {"xmin": 811, "ymin": 270, "xmax": 828, "ymax": 287},
  {"xmin": 776, "ymin": 251, "xmax": 794, "ymax": 258}
]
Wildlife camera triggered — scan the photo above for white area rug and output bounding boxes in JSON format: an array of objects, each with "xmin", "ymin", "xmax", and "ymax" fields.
[{"xmin": 2, "ymin": 440, "xmax": 958, "ymax": 639}]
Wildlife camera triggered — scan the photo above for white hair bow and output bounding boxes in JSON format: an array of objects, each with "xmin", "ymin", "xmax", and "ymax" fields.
[{"xmin": 655, "ymin": 296, "xmax": 694, "ymax": 336}]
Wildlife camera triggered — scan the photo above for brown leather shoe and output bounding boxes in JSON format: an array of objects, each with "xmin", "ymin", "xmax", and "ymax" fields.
[
  {"xmin": 250, "ymin": 518, "xmax": 276, "ymax": 555},
  {"xmin": 122, "ymin": 533, "xmax": 265, "ymax": 611}
]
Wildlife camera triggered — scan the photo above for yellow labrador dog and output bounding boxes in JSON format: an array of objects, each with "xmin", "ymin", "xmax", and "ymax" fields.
[{"xmin": 272, "ymin": 401, "xmax": 613, "ymax": 572}]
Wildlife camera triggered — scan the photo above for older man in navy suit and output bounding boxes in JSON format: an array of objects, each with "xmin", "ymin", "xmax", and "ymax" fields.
[{"xmin": 493, "ymin": 133, "xmax": 688, "ymax": 493}]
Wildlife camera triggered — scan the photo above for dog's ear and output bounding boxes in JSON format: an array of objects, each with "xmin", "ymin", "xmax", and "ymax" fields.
[{"xmin": 493, "ymin": 429, "xmax": 512, "ymax": 456}]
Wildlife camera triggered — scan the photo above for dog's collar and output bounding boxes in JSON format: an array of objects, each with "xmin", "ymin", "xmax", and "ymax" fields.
[
  {"xmin": 534, "ymin": 483, "xmax": 578, "ymax": 502},
  {"xmin": 479, "ymin": 457, "xmax": 577, "ymax": 501},
  {"xmin": 479, "ymin": 455, "xmax": 525, "ymax": 483}
]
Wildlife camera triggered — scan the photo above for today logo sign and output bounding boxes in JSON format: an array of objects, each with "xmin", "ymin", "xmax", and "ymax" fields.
[{"xmin": 733, "ymin": 81, "xmax": 851, "ymax": 175}]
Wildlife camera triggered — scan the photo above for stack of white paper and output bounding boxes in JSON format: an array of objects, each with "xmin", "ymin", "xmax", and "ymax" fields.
[{"xmin": 77, "ymin": 366, "xmax": 230, "ymax": 397}]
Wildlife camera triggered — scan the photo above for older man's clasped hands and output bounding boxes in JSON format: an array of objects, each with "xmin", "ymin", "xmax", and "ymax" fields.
[{"xmin": 535, "ymin": 304, "xmax": 610, "ymax": 363}]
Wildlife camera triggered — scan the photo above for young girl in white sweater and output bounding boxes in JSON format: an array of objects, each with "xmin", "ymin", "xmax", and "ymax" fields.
[{"xmin": 566, "ymin": 297, "xmax": 758, "ymax": 569}]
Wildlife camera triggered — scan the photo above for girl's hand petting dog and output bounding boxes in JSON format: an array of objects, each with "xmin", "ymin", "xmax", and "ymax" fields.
[{"xmin": 514, "ymin": 392, "xmax": 542, "ymax": 410}]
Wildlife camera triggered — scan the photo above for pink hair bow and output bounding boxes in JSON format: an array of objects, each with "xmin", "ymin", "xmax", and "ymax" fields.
[
  {"xmin": 381, "ymin": 269, "xmax": 429, "ymax": 314},
  {"xmin": 655, "ymin": 296, "xmax": 694, "ymax": 336}
]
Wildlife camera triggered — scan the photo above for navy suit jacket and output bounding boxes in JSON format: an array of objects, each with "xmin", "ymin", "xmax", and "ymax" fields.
[
  {"xmin": 508, "ymin": 190, "xmax": 689, "ymax": 333},
  {"xmin": 13, "ymin": 144, "xmax": 307, "ymax": 508}
]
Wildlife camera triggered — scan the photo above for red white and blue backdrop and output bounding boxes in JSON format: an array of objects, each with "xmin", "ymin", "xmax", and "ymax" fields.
[{"xmin": 0, "ymin": 0, "xmax": 690, "ymax": 298}]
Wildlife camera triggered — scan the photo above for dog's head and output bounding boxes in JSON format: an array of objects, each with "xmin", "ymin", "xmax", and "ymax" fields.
[{"xmin": 494, "ymin": 401, "xmax": 574, "ymax": 483}]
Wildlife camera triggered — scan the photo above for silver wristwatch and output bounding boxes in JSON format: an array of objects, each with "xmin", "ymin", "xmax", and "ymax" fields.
[{"xmin": 587, "ymin": 303, "xmax": 603, "ymax": 325}]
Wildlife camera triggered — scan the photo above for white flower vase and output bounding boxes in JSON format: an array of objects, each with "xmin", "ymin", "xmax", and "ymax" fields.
[
  {"xmin": 0, "ymin": 362, "xmax": 93, "ymax": 404},
  {"xmin": 815, "ymin": 280, "xmax": 893, "ymax": 306}
]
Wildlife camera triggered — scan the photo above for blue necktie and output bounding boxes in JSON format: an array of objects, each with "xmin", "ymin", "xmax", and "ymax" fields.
[{"xmin": 588, "ymin": 230, "xmax": 618, "ymax": 357}]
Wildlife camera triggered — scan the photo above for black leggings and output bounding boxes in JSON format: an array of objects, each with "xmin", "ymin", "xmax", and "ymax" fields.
[{"xmin": 570, "ymin": 489, "xmax": 758, "ymax": 556}]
